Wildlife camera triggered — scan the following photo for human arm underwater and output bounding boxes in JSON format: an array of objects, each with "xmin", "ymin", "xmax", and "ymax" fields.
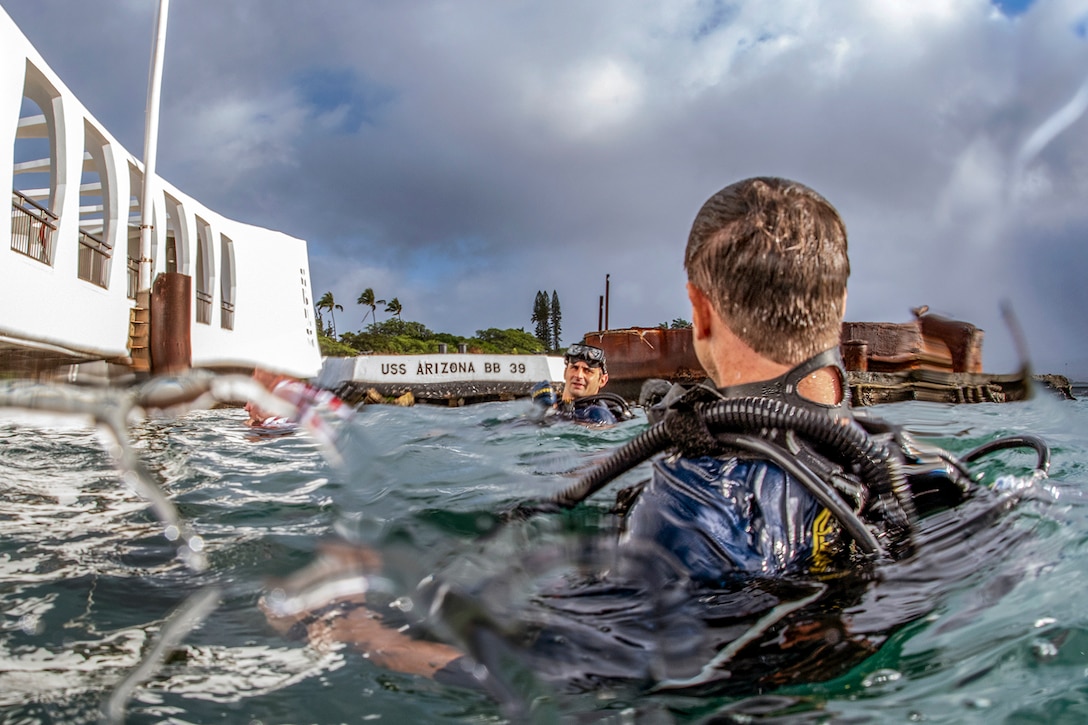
[
  {"xmin": 260, "ymin": 543, "xmax": 465, "ymax": 680},
  {"xmin": 262, "ymin": 593, "xmax": 462, "ymax": 678}
]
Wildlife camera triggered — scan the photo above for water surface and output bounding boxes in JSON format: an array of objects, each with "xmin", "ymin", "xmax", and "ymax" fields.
[{"xmin": 1, "ymin": 385, "xmax": 1086, "ymax": 723}]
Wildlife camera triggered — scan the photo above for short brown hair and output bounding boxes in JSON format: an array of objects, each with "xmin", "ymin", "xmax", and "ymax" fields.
[{"xmin": 684, "ymin": 177, "xmax": 849, "ymax": 366}]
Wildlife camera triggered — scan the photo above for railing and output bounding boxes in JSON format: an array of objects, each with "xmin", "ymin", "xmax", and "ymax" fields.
[
  {"xmin": 127, "ymin": 257, "xmax": 139, "ymax": 299},
  {"xmin": 220, "ymin": 300, "xmax": 235, "ymax": 330},
  {"xmin": 77, "ymin": 229, "xmax": 113, "ymax": 288},
  {"xmin": 196, "ymin": 290, "xmax": 212, "ymax": 324},
  {"xmin": 11, "ymin": 190, "xmax": 57, "ymax": 265}
]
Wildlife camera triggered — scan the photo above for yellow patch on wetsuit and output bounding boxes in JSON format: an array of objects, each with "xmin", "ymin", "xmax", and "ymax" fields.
[{"xmin": 809, "ymin": 507, "xmax": 837, "ymax": 573}]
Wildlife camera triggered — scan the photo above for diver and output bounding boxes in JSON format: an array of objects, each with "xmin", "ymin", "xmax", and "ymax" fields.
[
  {"xmin": 529, "ymin": 342, "xmax": 633, "ymax": 424},
  {"xmin": 616, "ymin": 176, "xmax": 865, "ymax": 581},
  {"xmin": 261, "ymin": 177, "xmax": 1049, "ymax": 699}
]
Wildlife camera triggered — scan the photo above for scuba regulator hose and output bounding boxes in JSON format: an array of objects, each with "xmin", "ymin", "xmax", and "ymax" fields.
[
  {"xmin": 517, "ymin": 396, "xmax": 917, "ymax": 560},
  {"xmin": 514, "ymin": 396, "xmax": 1053, "ymax": 562},
  {"xmin": 962, "ymin": 434, "xmax": 1050, "ymax": 475}
]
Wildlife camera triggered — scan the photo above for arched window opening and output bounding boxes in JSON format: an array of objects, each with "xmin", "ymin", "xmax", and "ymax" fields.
[
  {"xmin": 194, "ymin": 217, "xmax": 214, "ymax": 324},
  {"xmin": 165, "ymin": 230, "xmax": 177, "ymax": 274},
  {"xmin": 11, "ymin": 65, "xmax": 59, "ymax": 266},
  {"xmin": 220, "ymin": 235, "xmax": 235, "ymax": 330},
  {"xmin": 78, "ymin": 121, "xmax": 113, "ymax": 287},
  {"xmin": 126, "ymin": 164, "xmax": 158, "ymax": 298},
  {"xmin": 164, "ymin": 193, "xmax": 185, "ymax": 275}
]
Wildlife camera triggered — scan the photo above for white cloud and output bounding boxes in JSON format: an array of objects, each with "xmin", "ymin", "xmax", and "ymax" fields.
[
  {"xmin": 168, "ymin": 92, "xmax": 309, "ymax": 181},
  {"xmin": 523, "ymin": 57, "xmax": 644, "ymax": 139},
  {"xmin": 935, "ymin": 136, "xmax": 1008, "ymax": 245},
  {"xmin": 7, "ymin": 0, "xmax": 1088, "ymax": 376}
]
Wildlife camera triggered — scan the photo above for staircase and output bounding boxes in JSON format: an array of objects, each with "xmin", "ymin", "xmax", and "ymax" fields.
[{"xmin": 127, "ymin": 291, "xmax": 151, "ymax": 373}]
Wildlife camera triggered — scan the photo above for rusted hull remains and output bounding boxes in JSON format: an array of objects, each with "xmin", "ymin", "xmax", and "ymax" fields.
[
  {"xmin": 847, "ymin": 369, "xmax": 1031, "ymax": 405},
  {"xmin": 841, "ymin": 312, "xmax": 983, "ymax": 374},
  {"xmin": 586, "ymin": 313, "xmax": 1065, "ymax": 405},
  {"xmin": 582, "ymin": 328, "xmax": 705, "ymax": 401}
]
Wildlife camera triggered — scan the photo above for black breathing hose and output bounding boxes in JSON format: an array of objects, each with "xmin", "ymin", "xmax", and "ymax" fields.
[
  {"xmin": 530, "ymin": 396, "xmax": 918, "ymax": 557},
  {"xmin": 553, "ymin": 398, "xmax": 913, "ymax": 519},
  {"xmin": 698, "ymin": 398, "xmax": 917, "ymax": 535},
  {"xmin": 544, "ymin": 422, "xmax": 673, "ymax": 509},
  {"xmin": 517, "ymin": 398, "xmax": 1050, "ymax": 561},
  {"xmin": 572, "ymin": 392, "xmax": 634, "ymax": 418},
  {"xmin": 712, "ymin": 432, "xmax": 885, "ymax": 557},
  {"xmin": 961, "ymin": 434, "xmax": 1051, "ymax": 475}
]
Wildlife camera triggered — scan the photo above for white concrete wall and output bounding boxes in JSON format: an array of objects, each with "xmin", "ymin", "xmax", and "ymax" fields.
[
  {"xmin": 0, "ymin": 6, "xmax": 321, "ymax": 378},
  {"xmin": 317, "ymin": 354, "xmax": 565, "ymax": 389}
]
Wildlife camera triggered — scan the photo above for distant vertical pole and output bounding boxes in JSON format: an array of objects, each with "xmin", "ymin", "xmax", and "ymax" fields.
[
  {"xmin": 139, "ymin": 0, "xmax": 170, "ymax": 293},
  {"xmin": 604, "ymin": 274, "xmax": 610, "ymax": 331},
  {"xmin": 598, "ymin": 295, "xmax": 604, "ymax": 332}
]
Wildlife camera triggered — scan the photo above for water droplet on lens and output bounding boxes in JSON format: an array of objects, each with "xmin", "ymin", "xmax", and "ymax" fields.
[
  {"xmin": 1032, "ymin": 638, "xmax": 1059, "ymax": 660},
  {"xmin": 862, "ymin": 668, "xmax": 902, "ymax": 688},
  {"xmin": 18, "ymin": 614, "xmax": 41, "ymax": 635}
]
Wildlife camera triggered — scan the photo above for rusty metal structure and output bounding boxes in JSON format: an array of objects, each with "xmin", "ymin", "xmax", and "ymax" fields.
[
  {"xmin": 839, "ymin": 308, "xmax": 1035, "ymax": 404},
  {"xmin": 582, "ymin": 327, "xmax": 705, "ymax": 402},
  {"xmin": 583, "ymin": 308, "xmax": 1060, "ymax": 406},
  {"xmin": 841, "ymin": 307, "xmax": 983, "ymax": 374}
]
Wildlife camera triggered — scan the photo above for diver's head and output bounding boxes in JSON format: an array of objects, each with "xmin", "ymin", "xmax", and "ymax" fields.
[
  {"xmin": 564, "ymin": 343, "xmax": 609, "ymax": 398},
  {"xmin": 684, "ymin": 177, "xmax": 849, "ymax": 367}
]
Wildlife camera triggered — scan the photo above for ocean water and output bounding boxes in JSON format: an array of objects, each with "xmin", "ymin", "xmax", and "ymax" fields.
[{"xmin": 1, "ymin": 379, "xmax": 1087, "ymax": 724}]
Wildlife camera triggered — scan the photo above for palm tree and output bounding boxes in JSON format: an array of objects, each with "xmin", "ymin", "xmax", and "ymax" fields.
[
  {"xmin": 317, "ymin": 291, "xmax": 344, "ymax": 337},
  {"xmin": 384, "ymin": 297, "xmax": 403, "ymax": 319},
  {"xmin": 357, "ymin": 288, "xmax": 385, "ymax": 327}
]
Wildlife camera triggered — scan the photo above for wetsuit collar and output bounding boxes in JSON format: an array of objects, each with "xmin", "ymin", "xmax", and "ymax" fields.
[{"xmin": 704, "ymin": 347, "xmax": 851, "ymax": 414}]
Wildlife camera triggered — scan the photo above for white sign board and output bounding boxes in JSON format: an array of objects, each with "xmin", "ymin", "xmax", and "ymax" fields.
[{"xmin": 317, "ymin": 354, "xmax": 565, "ymax": 388}]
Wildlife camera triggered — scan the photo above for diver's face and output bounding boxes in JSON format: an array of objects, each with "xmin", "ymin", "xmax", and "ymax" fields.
[{"xmin": 564, "ymin": 360, "xmax": 608, "ymax": 397}]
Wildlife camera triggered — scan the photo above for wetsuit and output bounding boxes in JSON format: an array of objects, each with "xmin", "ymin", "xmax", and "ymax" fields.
[
  {"xmin": 558, "ymin": 397, "xmax": 619, "ymax": 425},
  {"xmin": 530, "ymin": 382, "xmax": 631, "ymax": 424},
  {"xmin": 621, "ymin": 348, "xmax": 853, "ymax": 584}
]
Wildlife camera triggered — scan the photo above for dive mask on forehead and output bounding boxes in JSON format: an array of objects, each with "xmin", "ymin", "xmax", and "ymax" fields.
[{"xmin": 565, "ymin": 343, "xmax": 606, "ymax": 370}]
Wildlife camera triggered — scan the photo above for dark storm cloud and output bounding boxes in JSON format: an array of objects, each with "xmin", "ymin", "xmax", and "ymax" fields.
[{"xmin": 4, "ymin": 0, "xmax": 1086, "ymax": 377}]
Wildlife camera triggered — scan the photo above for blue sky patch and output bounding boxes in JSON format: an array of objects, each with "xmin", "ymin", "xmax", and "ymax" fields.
[
  {"xmin": 294, "ymin": 67, "xmax": 394, "ymax": 134},
  {"xmin": 992, "ymin": 0, "xmax": 1035, "ymax": 18},
  {"xmin": 693, "ymin": 0, "xmax": 737, "ymax": 41}
]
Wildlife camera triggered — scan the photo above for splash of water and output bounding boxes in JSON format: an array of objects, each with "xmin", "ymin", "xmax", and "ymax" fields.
[
  {"xmin": 0, "ymin": 371, "xmax": 358, "ymax": 719},
  {"xmin": 0, "ymin": 371, "xmax": 353, "ymax": 571}
]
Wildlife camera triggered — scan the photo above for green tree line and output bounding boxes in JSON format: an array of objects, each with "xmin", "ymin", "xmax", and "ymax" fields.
[
  {"xmin": 315, "ymin": 287, "xmax": 690, "ymax": 357},
  {"xmin": 315, "ymin": 288, "xmax": 546, "ymax": 356}
]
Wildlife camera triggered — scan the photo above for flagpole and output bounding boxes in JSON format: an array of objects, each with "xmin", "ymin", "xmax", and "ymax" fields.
[{"xmin": 138, "ymin": 0, "xmax": 169, "ymax": 293}]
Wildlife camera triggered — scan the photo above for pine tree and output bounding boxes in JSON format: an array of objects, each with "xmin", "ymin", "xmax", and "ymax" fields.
[
  {"xmin": 531, "ymin": 290, "xmax": 552, "ymax": 349},
  {"xmin": 550, "ymin": 290, "xmax": 562, "ymax": 350}
]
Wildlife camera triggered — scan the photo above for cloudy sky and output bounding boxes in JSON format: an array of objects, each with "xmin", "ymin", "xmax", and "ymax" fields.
[{"xmin": 4, "ymin": 0, "xmax": 1086, "ymax": 378}]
